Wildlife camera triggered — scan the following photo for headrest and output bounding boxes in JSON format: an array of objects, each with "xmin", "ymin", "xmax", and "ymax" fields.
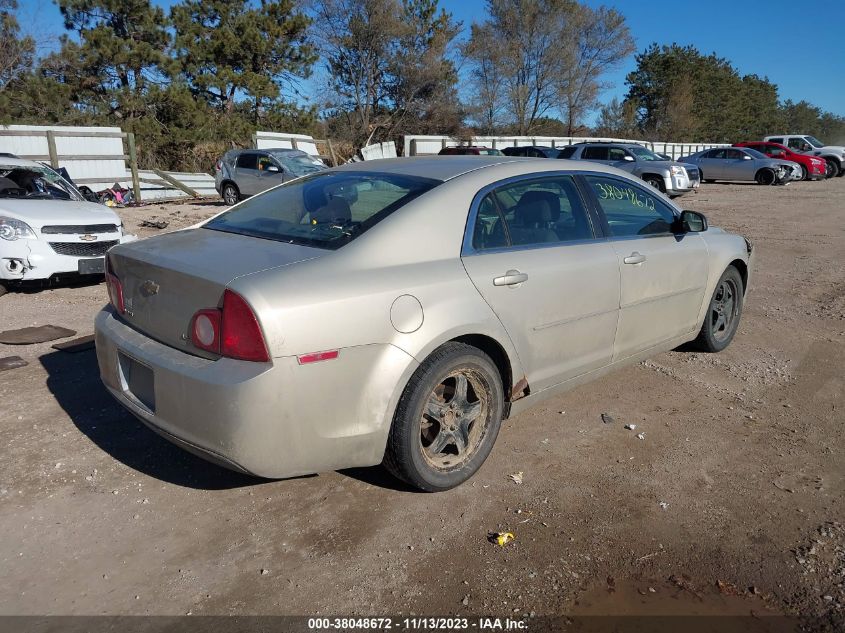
[
  {"xmin": 518, "ymin": 190, "xmax": 560, "ymax": 221},
  {"xmin": 517, "ymin": 199, "xmax": 552, "ymax": 225},
  {"xmin": 312, "ymin": 196, "xmax": 352, "ymax": 224}
]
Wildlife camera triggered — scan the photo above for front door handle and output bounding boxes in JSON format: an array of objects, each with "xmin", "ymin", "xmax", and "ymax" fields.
[
  {"xmin": 493, "ymin": 270, "xmax": 528, "ymax": 286},
  {"xmin": 623, "ymin": 252, "xmax": 646, "ymax": 265}
]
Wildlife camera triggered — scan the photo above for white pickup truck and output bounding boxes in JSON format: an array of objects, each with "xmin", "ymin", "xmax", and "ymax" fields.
[{"xmin": 763, "ymin": 134, "xmax": 845, "ymax": 178}]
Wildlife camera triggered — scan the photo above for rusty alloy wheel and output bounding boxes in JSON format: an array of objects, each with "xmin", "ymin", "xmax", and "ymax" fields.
[{"xmin": 418, "ymin": 369, "xmax": 489, "ymax": 470}]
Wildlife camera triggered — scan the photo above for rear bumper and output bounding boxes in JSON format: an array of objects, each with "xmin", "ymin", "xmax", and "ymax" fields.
[{"xmin": 94, "ymin": 307, "xmax": 417, "ymax": 478}]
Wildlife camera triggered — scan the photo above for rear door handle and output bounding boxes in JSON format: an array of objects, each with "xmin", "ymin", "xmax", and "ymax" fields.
[
  {"xmin": 493, "ymin": 270, "xmax": 528, "ymax": 286},
  {"xmin": 623, "ymin": 252, "xmax": 646, "ymax": 265}
]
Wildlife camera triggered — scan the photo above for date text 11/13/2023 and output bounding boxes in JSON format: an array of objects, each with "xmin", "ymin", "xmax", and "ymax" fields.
[{"xmin": 307, "ymin": 616, "xmax": 528, "ymax": 630}]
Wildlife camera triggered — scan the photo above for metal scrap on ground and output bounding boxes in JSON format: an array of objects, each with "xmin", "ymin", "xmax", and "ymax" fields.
[
  {"xmin": 0, "ymin": 356, "xmax": 28, "ymax": 371},
  {"xmin": 0, "ymin": 325, "xmax": 76, "ymax": 345}
]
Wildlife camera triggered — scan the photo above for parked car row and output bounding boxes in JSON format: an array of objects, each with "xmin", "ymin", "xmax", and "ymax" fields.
[{"xmin": 433, "ymin": 133, "xmax": 845, "ymax": 198}]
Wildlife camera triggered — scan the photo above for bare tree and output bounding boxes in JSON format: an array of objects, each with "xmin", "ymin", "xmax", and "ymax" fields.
[{"xmin": 556, "ymin": 4, "xmax": 634, "ymax": 135}]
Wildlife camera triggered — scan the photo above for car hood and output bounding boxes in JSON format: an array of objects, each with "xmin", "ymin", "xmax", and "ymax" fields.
[{"xmin": 0, "ymin": 198, "xmax": 121, "ymax": 229}]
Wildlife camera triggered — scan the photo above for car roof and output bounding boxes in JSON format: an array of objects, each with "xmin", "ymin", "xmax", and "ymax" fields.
[
  {"xmin": 328, "ymin": 156, "xmax": 636, "ymax": 182},
  {"xmin": 0, "ymin": 157, "xmax": 49, "ymax": 169}
]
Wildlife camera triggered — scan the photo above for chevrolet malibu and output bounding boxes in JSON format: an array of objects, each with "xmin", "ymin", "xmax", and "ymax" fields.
[{"xmin": 95, "ymin": 157, "xmax": 753, "ymax": 491}]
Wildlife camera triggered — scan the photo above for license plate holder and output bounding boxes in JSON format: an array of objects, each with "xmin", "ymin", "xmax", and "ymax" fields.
[
  {"xmin": 118, "ymin": 352, "xmax": 156, "ymax": 413},
  {"xmin": 78, "ymin": 257, "xmax": 105, "ymax": 275}
]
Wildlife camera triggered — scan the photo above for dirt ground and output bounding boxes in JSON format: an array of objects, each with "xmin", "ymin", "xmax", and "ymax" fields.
[{"xmin": 0, "ymin": 177, "xmax": 843, "ymax": 629}]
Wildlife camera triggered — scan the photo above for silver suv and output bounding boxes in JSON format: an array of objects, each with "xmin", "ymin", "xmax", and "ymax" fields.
[
  {"xmin": 558, "ymin": 142, "xmax": 697, "ymax": 197},
  {"xmin": 214, "ymin": 148, "xmax": 327, "ymax": 205}
]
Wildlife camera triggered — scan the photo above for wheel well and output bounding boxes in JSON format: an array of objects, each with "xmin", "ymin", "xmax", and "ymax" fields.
[
  {"xmin": 449, "ymin": 334, "xmax": 521, "ymax": 402},
  {"xmin": 642, "ymin": 173, "xmax": 664, "ymax": 182},
  {"xmin": 221, "ymin": 179, "xmax": 238, "ymax": 192},
  {"xmin": 729, "ymin": 259, "xmax": 748, "ymax": 294},
  {"xmin": 755, "ymin": 167, "xmax": 774, "ymax": 178}
]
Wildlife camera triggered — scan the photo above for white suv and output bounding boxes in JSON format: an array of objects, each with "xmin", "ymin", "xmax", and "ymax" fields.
[{"xmin": 0, "ymin": 157, "xmax": 136, "ymax": 295}]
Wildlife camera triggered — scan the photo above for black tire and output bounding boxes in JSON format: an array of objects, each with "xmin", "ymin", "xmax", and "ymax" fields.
[
  {"xmin": 800, "ymin": 165, "xmax": 809, "ymax": 181},
  {"xmin": 383, "ymin": 342, "xmax": 504, "ymax": 492},
  {"xmin": 824, "ymin": 160, "xmax": 837, "ymax": 179},
  {"xmin": 700, "ymin": 171, "xmax": 714, "ymax": 184},
  {"xmin": 692, "ymin": 266, "xmax": 744, "ymax": 353},
  {"xmin": 0, "ymin": 284, "xmax": 7, "ymax": 298},
  {"xmin": 222, "ymin": 182, "xmax": 240, "ymax": 206},
  {"xmin": 644, "ymin": 175, "xmax": 666, "ymax": 192},
  {"xmin": 837, "ymin": 164, "xmax": 845, "ymax": 177},
  {"xmin": 755, "ymin": 169, "xmax": 776, "ymax": 185}
]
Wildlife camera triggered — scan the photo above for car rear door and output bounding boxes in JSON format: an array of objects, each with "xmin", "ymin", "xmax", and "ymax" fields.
[
  {"xmin": 699, "ymin": 148, "xmax": 726, "ymax": 179},
  {"xmin": 461, "ymin": 174, "xmax": 619, "ymax": 391},
  {"xmin": 580, "ymin": 174, "xmax": 709, "ymax": 361},
  {"xmin": 234, "ymin": 152, "xmax": 260, "ymax": 195}
]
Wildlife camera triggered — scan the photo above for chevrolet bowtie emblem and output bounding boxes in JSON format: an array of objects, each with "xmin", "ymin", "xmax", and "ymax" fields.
[
  {"xmin": 140, "ymin": 280, "xmax": 160, "ymax": 297},
  {"xmin": 79, "ymin": 234, "xmax": 97, "ymax": 241}
]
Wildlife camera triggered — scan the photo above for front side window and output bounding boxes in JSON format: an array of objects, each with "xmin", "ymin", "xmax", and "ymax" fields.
[
  {"xmin": 471, "ymin": 176, "xmax": 594, "ymax": 250},
  {"xmin": 205, "ymin": 171, "xmax": 440, "ymax": 250},
  {"xmin": 608, "ymin": 147, "xmax": 629, "ymax": 161},
  {"xmin": 805, "ymin": 136, "xmax": 824, "ymax": 148},
  {"xmin": 628, "ymin": 146, "xmax": 662, "ymax": 161},
  {"xmin": 585, "ymin": 175, "xmax": 676, "ymax": 238}
]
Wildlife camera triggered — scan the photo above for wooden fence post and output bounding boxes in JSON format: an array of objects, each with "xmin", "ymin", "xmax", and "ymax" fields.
[
  {"xmin": 326, "ymin": 138, "xmax": 338, "ymax": 166},
  {"xmin": 46, "ymin": 131, "xmax": 59, "ymax": 168},
  {"xmin": 127, "ymin": 133, "xmax": 142, "ymax": 204}
]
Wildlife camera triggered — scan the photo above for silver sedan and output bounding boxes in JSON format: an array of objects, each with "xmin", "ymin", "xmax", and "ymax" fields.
[
  {"xmin": 679, "ymin": 147, "xmax": 796, "ymax": 184},
  {"xmin": 95, "ymin": 157, "xmax": 753, "ymax": 491}
]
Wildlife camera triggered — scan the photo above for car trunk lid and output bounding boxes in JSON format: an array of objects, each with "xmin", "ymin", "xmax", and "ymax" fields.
[{"xmin": 108, "ymin": 227, "xmax": 324, "ymax": 354}]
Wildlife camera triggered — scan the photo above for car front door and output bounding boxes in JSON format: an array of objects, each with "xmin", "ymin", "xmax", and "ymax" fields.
[
  {"xmin": 581, "ymin": 174, "xmax": 709, "ymax": 360},
  {"xmin": 697, "ymin": 149, "xmax": 725, "ymax": 180},
  {"xmin": 255, "ymin": 154, "xmax": 286, "ymax": 193},
  {"xmin": 724, "ymin": 148, "xmax": 753, "ymax": 180},
  {"xmin": 461, "ymin": 174, "xmax": 619, "ymax": 391},
  {"xmin": 234, "ymin": 152, "xmax": 260, "ymax": 195}
]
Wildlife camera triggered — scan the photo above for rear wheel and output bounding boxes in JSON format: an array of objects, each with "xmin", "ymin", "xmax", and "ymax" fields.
[
  {"xmin": 383, "ymin": 342, "xmax": 504, "ymax": 492},
  {"xmin": 755, "ymin": 169, "xmax": 776, "ymax": 185},
  {"xmin": 692, "ymin": 266, "xmax": 744, "ymax": 353},
  {"xmin": 222, "ymin": 182, "xmax": 240, "ymax": 206},
  {"xmin": 644, "ymin": 175, "xmax": 666, "ymax": 192}
]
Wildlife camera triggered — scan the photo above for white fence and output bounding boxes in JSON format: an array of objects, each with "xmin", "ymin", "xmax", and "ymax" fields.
[
  {"xmin": 403, "ymin": 135, "xmax": 729, "ymax": 160},
  {"xmin": 0, "ymin": 124, "xmax": 219, "ymax": 201},
  {"xmin": 360, "ymin": 141, "xmax": 398, "ymax": 161}
]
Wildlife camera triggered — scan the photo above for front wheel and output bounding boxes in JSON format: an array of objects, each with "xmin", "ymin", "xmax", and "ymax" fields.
[
  {"xmin": 692, "ymin": 266, "xmax": 744, "ymax": 353},
  {"xmin": 824, "ymin": 160, "xmax": 837, "ymax": 178},
  {"xmin": 644, "ymin": 175, "xmax": 666, "ymax": 192},
  {"xmin": 383, "ymin": 342, "xmax": 504, "ymax": 492},
  {"xmin": 800, "ymin": 165, "xmax": 809, "ymax": 181},
  {"xmin": 755, "ymin": 169, "xmax": 776, "ymax": 185}
]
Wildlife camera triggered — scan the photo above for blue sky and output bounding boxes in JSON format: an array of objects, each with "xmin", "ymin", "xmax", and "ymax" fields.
[{"xmin": 18, "ymin": 0, "xmax": 845, "ymax": 123}]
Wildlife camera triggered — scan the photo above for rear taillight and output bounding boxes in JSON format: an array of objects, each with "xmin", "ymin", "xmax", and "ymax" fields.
[
  {"xmin": 189, "ymin": 290, "xmax": 269, "ymax": 362},
  {"xmin": 215, "ymin": 160, "xmax": 222, "ymax": 171},
  {"xmin": 105, "ymin": 256, "xmax": 125, "ymax": 314}
]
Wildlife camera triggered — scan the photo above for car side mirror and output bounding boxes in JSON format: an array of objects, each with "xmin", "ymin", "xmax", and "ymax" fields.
[
  {"xmin": 265, "ymin": 165, "xmax": 281, "ymax": 173},
  {"xmin": 674, "ymin": 210, "xmax": 708, "ymax": 233}
]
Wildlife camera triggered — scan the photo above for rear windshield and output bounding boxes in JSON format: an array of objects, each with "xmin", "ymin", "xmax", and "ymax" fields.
[{"xmin": 204, "ymin": 171, "xmax": 440, "ymax": 250}]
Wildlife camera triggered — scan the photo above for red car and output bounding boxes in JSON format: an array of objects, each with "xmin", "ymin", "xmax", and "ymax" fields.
[
  {"xmin": 734, "ymin": 141, "xmax": 827, "ymax": 181},
  {"xmin": 438, "ymin": 146, "xmax": 504, "ymax": 156}
]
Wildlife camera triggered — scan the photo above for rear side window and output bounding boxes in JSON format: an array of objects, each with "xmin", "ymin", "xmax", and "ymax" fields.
[
  {"xmin": 582, "ymin": 146, "xmax": 609, "ymax": 160},
  {"xmin": 236, "ymin": 153, "xmax": 258, "ymax": 169},
  {"xmin": 768, "ymin": 138, "xmax": 783, "ymax": 144},
  {"xmin": 725, "ymin": 149, "xmax": 744, "ymax": 159},
  {"xmin": 471, "ymin": 176, "xmax": 594, "ymax": 250},
  {"xmin": 205, "ymin": 171, "xmax": 440, "ymax": 250},
  {"xmin": 585, "ymin": 175, "xmax": 676, "ymax": 238},
  {"xmin": 557, "ymin": 146, "xmax": 577, "ymax": 159}
]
